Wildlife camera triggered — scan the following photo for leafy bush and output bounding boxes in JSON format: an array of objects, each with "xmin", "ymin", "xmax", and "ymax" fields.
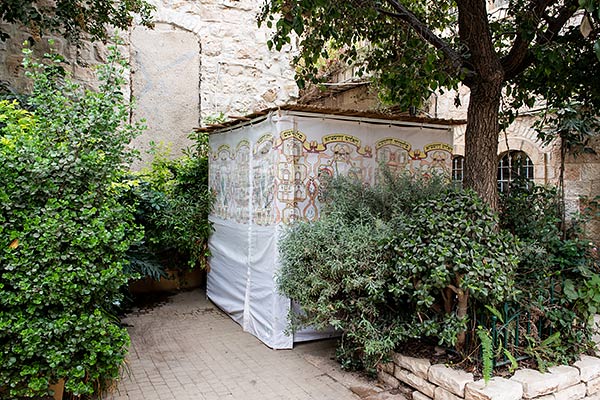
[
  {"xmin": 278, "ymin": 172, "xmax": 520, "ymax": 369},
  {"xmin": 499, "ymin": 179, "xmax": 600, "ymax": 366},
  {"xmin": 391, "ymin": 189, "xmax": 519, "ymax": 349},
  {"xmin": 0, "ymin": 45, "xmax": 142, "ymax": 397},
  {"xmin": 126, "ymin": 138, "xmax": 213, "ymax": 273},
  {"xmin": 279, "ymin": 207, "xmax": 395, "ymax": 369}
]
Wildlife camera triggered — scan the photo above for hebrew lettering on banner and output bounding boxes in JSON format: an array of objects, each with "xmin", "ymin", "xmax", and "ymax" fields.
[{"xmin": 209, "ymin": 127, "xmax": 453, "ymax": 225}]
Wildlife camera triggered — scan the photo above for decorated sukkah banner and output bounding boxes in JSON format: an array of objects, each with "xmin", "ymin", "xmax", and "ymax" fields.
[{"xmin": 206, "ymin": 106, "xmax": 458, "ymax": 349}]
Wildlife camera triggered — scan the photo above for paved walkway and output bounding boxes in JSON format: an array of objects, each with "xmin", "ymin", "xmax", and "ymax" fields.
[{"xmin": 103, "ymin": 289, "xmax": 403, "ymax": 400}]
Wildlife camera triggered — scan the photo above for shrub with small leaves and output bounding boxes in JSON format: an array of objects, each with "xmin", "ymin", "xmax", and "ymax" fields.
[
  {"xmin": 126, "ymin": 137, "xmax": 214, "ymax": 271},
  {"xmin": 500, "ymin": 179, "xmax": 599, "ymax": 367},
  {"xmin": 279, "ymin": 209, "xmax": 395, "ymax": 370},
  {"xmin": 0, "ymin": 43, "xmax": 142, "ymax": 398},
  {"xmin": 278, "ymin": 173, "xmax": 520, "ymax": 369}
]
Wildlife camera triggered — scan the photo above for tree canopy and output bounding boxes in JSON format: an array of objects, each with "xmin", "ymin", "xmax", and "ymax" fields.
[
  {"xmin": 0, "ymin": 0, "xmax": 155, "ymax": 42},
  {"xmin": 259, "ymin": 0, "xmax": 600, "ymax": 208}
]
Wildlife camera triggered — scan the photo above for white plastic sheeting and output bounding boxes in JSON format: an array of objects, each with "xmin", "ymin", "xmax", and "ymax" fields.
[{"xmin": 207, "ymin": 109, "xmax": 454, "ymax": 349}]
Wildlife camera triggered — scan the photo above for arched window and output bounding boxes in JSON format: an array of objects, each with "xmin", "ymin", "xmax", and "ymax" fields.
[
  {"xmin": 452, "ymin": 155, "xmax": 464, "ymax": 185},
  {"xmin": 497, "ymin": 151, "xmax": 534, "ymax": 192}
]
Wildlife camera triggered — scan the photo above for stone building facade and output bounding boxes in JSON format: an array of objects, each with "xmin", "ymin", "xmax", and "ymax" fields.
[{"xmin": 1, "ymin": 0, "xmax": 598, "ymax": 240}]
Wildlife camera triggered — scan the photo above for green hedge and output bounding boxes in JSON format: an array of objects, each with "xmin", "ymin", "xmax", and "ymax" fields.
[
  {"xmin": 278, "ymin": 173, "xmax": 520, "ymax": 370},
  {"xmin": 0, "ymin": 44, "xmax": 142, "ymax": 397}
]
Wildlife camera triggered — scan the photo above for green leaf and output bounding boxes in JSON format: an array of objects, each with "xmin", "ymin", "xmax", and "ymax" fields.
[
  {"xmin": 503, "ymin": 349, "xmax": 519, "ymax": 373},
  {"xmin": 485, "ymin": 305, "xmax": 505, "ymax": 324},
  {"xmin": 541, "ymin": 332, "xmax": 561, "ymax": 347},
  {"xmin": 563, "ymin": 279, "xmax": 578, "ymax": 300}
]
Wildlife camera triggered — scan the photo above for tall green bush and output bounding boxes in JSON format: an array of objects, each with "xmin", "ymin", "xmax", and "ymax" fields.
[
  {"xmin": 126, "ymin": 137, "xmax": 213, "ymax": 272},
  {"xmin": 0, "ymin": 44, "xmax": 142, "ymax": 397},
  {"xmin": 499, "ymin": 178, "xmax": 600, "ymax": 366},
  {"xmin": 391, "ymin": 189, "xmax": 519, "ymax": 350},
  {"xmin": 278, "ymin": 173, "xmax": 520, "ymax": 369}
]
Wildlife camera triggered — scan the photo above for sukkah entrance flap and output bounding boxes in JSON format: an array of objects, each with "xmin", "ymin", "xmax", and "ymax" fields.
[{"xmin": 207, "ymin": 110, "xmax": 453, "ymax": 349}]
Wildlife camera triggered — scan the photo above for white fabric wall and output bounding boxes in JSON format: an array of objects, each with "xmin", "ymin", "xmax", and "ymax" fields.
[
  {"xmin": 207, "ymin": 117, "xmax": 295, "ymax": 348},
  {"xmin": 207, "ymin": 110, "xmax": 453, "ymax": 349}
]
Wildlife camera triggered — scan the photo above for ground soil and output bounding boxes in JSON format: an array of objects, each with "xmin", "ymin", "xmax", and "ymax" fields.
[{"xmin": 394, "ymin": 338, "xmax": 537, "ymax": 381}]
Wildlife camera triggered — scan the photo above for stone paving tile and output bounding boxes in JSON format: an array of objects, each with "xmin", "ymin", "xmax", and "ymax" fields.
[{"xmin": 102, "ymin": 290, "xmax": 379, "ymax": 400}]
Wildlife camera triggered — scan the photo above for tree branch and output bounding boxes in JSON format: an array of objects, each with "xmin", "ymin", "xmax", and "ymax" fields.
[
  {"xmin": 501, "ymin": 0, "xmax": 552, "ymax": 79},
  {"xmin": 538, "ymin": 1, "xmax": 579, "ymax": 44},
  {"xmin": 379, "ymin": 0, "xmax": 474, "ymax": 80},
  {"xmin": 447, "ymin": 284, "xmax": 460, "ymax": 294},
  {"xmin": 502, "ymin": 0, "xmax": 579, "ymax": 80},
  {"xmin": 457, "ymin": 0, "xmax": 504, "ymax": 84}
]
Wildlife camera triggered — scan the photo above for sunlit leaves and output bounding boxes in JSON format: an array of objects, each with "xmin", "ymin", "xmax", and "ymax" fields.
[
  {"xmin": 0, "ymin": 45, "xmax": 142, "ymax": 397},
  {"xmin": 0, "ymin": 0, "xmax": 155, "ymax": 42}
]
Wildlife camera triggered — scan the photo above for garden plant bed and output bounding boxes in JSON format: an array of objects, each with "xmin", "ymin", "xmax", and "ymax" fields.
[
  {"xmin": 378, "ymin": 351, "xmax": 600, "ymax": 400},
  {"xmin": 394, "ymin": 340, "xmax": 539, "ymax": 381}
]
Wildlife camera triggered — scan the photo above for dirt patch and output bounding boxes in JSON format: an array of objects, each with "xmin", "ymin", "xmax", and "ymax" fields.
[
  {"xmin": 122, "ymin": 290, "xmax": 179, "ymax": 317},
  {"xmin": 395, "ymin": 338, "xmax": 538, "ymax": 380},
  {"xmin": 396, "ymin": 339, "xmax": 462, "ymax": 365}
]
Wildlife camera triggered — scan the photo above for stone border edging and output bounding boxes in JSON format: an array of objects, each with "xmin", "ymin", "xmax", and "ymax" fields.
[{"xmin": 377, "ymin": 354, "xmax": 600, "ymax": 400}]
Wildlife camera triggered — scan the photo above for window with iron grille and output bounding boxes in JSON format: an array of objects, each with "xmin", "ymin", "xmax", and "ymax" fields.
[
  {"xmin": 452, "ymin": 155, "xmax": 464, "ymax": 185},
  {"xmin": 497, "ymin": 151, "xmax": 534, "ymax": 193}
]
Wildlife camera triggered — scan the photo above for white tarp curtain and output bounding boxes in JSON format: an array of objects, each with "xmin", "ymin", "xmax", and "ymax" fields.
[{"xmin": 207, "ymin": 110, "xmax": 453, "ymax": 349}]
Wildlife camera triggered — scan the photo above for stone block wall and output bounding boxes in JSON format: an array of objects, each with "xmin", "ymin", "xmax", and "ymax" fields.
[
  {"xmin": 378, "ymin": 354, "xmax": 600, "ymax": 400},
  {"xmin": 559, "ymin": 137, "xmax": 600, "ymax": 242},
  {"xmin": 0, "ymin": 0, "xmax": 299, "ymax": 166},
  {"xmin": 128, "ymin": 23, "xmax": 200, "ymax": 169},
  {"xmin": 1, "ymin": 1, "xmax": 298, "ymax": 116},
  {"xmin": 0, "ymin": 23, "xmax": 118, "ymax": 93},
  {"xmin": 146, "ymin": 0, "xmax": 298, "ymax": 119}
]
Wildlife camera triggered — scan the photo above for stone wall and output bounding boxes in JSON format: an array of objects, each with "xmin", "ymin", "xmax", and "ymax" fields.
[
  {"xmin": 378, "ymin": 353, "xmax": 600, "ymax": 400},
  {"xmin": 302, "ymin": 84, "xmax": 381, "ymax": 111},
  {"xmin": 0, "ymin": 23, "xmax": 116, "ymax": 93},
  {"xmin": 128, "ymin": 23, "xmax": 200, "ymax": 168},
  {"xmin": 0, "ymin": 0, "xmax": 298, "ymax": 166},
  {"xmin": 560, "ymin": 137, "xmax": 600, "ymax": 241},
  {"xmin": 145, "ymin": 0, "xmax": 298, "ymax": 119}
]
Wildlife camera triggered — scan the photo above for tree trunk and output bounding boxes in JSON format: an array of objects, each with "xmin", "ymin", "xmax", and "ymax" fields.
[
  {"xmin": 462, "ymin": 80, "xmax": 503, "ymax": 211},
  {"xmin": 453, "ymin": 274, "xmax": 470, "ymax": 352},
  {"xmin": 442, "ymin": 287, "xmax": 454, "ymax": 314},
  {"xmin": 455, "ymin": 286, "xmax": 469, "ymax": 351},
  {"xmin": 457, "ymin": 0, "xmax": 505, "ymax": 210}
]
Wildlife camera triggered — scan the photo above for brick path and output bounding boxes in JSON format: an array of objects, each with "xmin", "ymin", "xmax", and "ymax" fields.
[{"xmin": 103, "ymin": 289, "xmax": 399, "ymax": 400}]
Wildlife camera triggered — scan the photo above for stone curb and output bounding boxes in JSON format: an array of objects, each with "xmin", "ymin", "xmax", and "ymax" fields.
[{"xmin": 380, "ymin": 352, "xmax": 600, "ymax": 400}]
